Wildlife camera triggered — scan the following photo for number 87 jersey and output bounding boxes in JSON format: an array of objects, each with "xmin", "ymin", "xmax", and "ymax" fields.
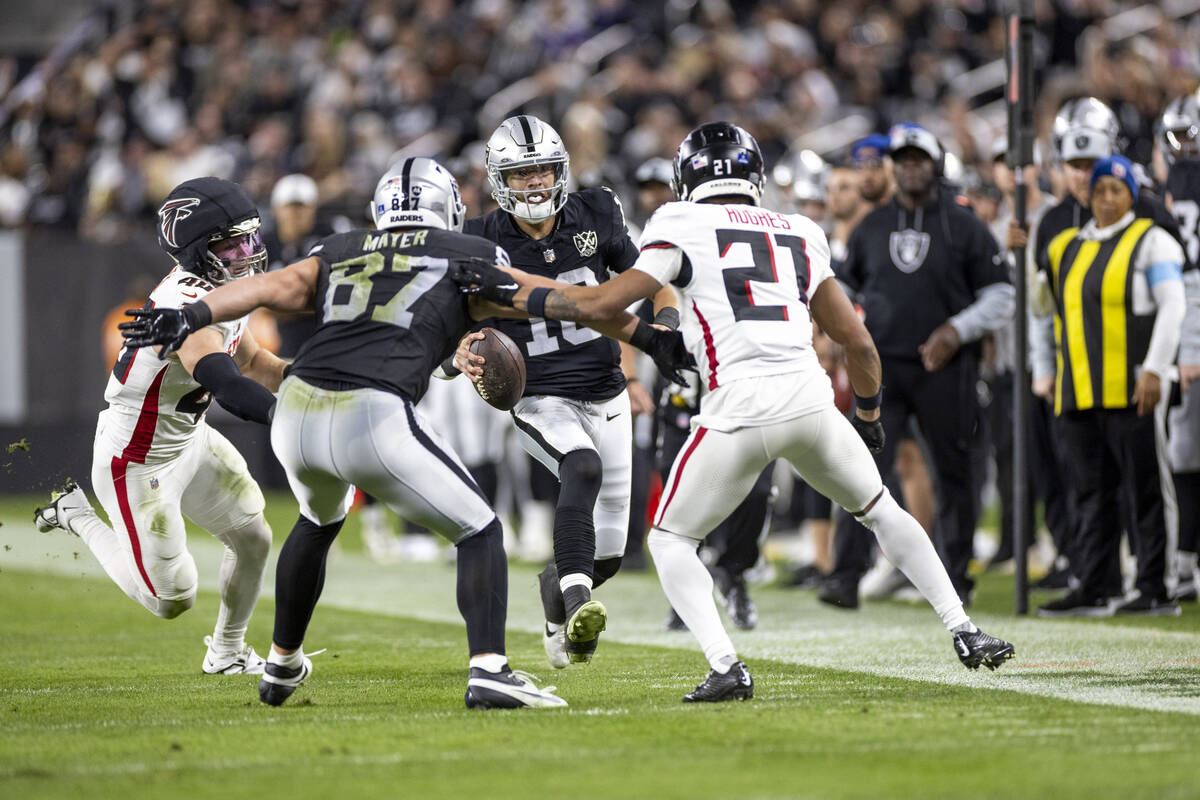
[{"xmin": 634, "ymin": 200, "xmax": 836, "ymax": 405}]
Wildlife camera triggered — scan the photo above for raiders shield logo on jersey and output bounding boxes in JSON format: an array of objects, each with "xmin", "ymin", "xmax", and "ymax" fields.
[
  {"xmin": 889, "ymin": 229, "xmax": 930, "ymax": 273},
  {"xmin": 573, "ymin": 230, "xmax": 598, "ymax": 257}
]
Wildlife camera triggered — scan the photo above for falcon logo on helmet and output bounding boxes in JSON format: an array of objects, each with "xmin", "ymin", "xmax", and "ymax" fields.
[
  {"xmin": 156, "ymin": 178, "xmax": 267, "ymax": 285},
  {"xmin": 673, "ymin": 122, "xmax": 765, "ymax": 205},
  {"xmin": 158, "ymin": 197, "xmax": 201, "ymax": 248}
]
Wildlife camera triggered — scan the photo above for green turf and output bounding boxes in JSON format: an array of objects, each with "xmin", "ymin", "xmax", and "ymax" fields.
[{"xmin": 3, "ymin": 492, "xmax": 1200, "ymax": 799}]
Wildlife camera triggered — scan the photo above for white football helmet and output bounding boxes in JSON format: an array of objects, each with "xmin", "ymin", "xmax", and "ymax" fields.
[
  {"xmin": 1158, "ymin": 91, "xmax": 1200, "ymax": 165},
  {"xmin": 485, "ymin": 115, "xmax": 570, "ymax": 222},
  {"xmin": 371, "ymin": 157, "xmax": 465, "ymax": 232}
]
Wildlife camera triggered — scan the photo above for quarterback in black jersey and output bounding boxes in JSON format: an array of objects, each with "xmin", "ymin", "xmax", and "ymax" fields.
[
  {"xmin": 122, "ymin": 158, "xmax": 574, "ymax": 710},
  {"xmin": 459, "ymin": 115, "xmax": 678, "ymax": 670}
]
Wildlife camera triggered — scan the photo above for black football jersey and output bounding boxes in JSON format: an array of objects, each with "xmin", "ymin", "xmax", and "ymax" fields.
[
  {"xmin": 836, "ymin": 192, "xmax": 1008, "ymax": 361},
  {"xmin": 1166, "ymin": 160, "xmax": 1200, "ymax": 271},
  {"xmin": 287, "ymin": 227, "xmax": 505, "ymax": 403},
  {"xmin": 464, "ymin": 187, "xmax": 640, "ymax": 401}
]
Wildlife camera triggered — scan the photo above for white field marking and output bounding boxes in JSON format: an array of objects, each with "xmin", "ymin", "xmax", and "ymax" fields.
[{"xmin": 5, "ymin": 522, "xmax": 1199, "ymax": 715}]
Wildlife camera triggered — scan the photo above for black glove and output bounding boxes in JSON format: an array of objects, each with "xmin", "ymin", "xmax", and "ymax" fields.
[
  {"xmin": 851, "ymin": 414, "xmax": 885, "ymax": 454},
  {"xmin": 119, "ymin": 301, "xmax": 212, "ymax": 360},
  {"xmin": 451, "ymin": 257, "xmax": 519, "ymax": 306},
  {"xmin": 631, "ymin": 320, "xmax": 696, "ymax": 385}
]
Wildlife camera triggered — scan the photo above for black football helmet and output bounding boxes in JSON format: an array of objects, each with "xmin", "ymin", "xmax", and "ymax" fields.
[
  {"xmin": 673, "ymin": 122, "xmax": 765, "ymax": 205},
  {"xmin": 156, "ymin": 177, "xmax": 267, "ymax": 284}
]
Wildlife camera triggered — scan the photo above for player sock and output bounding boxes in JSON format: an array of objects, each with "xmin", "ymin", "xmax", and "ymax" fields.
[
  {"xmin": 209, "ymin": 515, "xmax": 271, "ymax": 654},
  {"xmin": 272, "ymin": 514, "xmax": 345, "ymax": 650},
  {"xmin": 648, "ymin": 527, "xmax": 738, "ymax": 672},
  {"xmin": 456, "ymin": 518, "xmax": 508, "ymax": 656},
  {"xmin": 268, "ymin": 646, "xmax": 305, "ymax": 670},
  {"xmin": 856, "ymin": 489, "xmax": 970, "ymax": 630},
  {"xmin": 552, "ymin": 449, "xmax": 602, "ymax": 582},
  {"xmin": 469, "ymin": 653, "xmax": 509, "ymax": 673},
  {"xmin": 72, "ymin": 512, "xmax": 149, "ymax": 607}
]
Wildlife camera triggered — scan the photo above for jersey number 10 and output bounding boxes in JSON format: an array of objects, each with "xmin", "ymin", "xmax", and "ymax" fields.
[{"xmin": 716, "ymin": 229, "xmax": 811, "ymax": 322}]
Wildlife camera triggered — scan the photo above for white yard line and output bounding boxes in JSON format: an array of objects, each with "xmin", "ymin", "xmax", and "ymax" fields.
[{"xmin": 6, "ymin": 523, "xmax": 1199, "ymax": 715}]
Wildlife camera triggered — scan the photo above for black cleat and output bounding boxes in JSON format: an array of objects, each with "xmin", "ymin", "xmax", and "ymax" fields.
[
  {"xmin": 1112, "ymin": 593, "xmax": 1181, "ymax": 616},
  {"xmin": 683, "ymin": 661, "xmax": 754, "ymax": 703},
  {"xmin": 538, "ymin": 563, "xmax": 567, "ymax": 625},
  {"xmin": 258, "ymin": 657, "xmax": 313, "ymax": 706},
  {"xmin": 1036, "ymin": 590, "xmax": 1112, "ymax": 617},
  {"xmin": 817, "ymin": 575, "xmax": 860, "ymax": 610},
  {"xmin": 564, "ymin": 600, "xmax": 607, "ymax": 664},
  {"xmin": 464, "ymin": 666, "xmax": 567, "ymax": 708},
  {"xmin": 716, "ymin": 570, "xmax": 757, "ymax": 630},
  {"xmin": 953, "ymin": 628, "xmax": 1015, "ymax": 671}
]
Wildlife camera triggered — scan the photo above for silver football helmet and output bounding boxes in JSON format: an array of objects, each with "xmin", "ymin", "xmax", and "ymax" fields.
[
  {"xmin": 1053, "ymin": 97, "xmax": 1120, "ymax": 158},
  {"xmin": 485, "ymin": 115, "xmax": 570, "ymax": 222},
  {"xmin": 1158, "ymin": 91, "xmax": 1200, "ymax": 165},
  {"xmin": 371, "ymin": 157, "xmax": 465, "ymax": 232}
]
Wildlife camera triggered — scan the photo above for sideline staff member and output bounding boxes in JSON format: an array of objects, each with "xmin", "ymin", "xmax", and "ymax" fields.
[
  {"xmin": 822, "ymin": 122, "xmax": 1014, "ymax": 606},
  {"xmin": 1036, "ymin": 155, "xmax": 1185, "ymax": 617}
]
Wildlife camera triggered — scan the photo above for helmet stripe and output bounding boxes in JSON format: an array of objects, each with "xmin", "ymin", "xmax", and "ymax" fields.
[
  {"xmin": 400, "ymin": 158, "xmax": 414, "ymax": 210},
  {"xmin": 517, "ymin": 115, "xmax": 537, "ymax": 153}
]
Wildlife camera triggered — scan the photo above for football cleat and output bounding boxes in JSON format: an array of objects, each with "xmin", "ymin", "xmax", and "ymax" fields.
[
  {"xmin": 543, "ymin": 623, "xmax": 569, "ymax": 670},
  {"xmin": 683, "ymin": 661, "xmax": 754, "ymax": 703},
  {"xmin": 33, "ymin": 480, "xmax": 88, "ymax": 535},
  {"xmin": 953, "ymin": 628, "xmax": 1016, "ymax": 671},
  {"xmin": 565, "ymin": 599, "xmax": 607, "ymax": 664},
  {"xmin": 464, "ymin": 667, "xmax": 568, "ymax": 709},
  {"xmin": 202, "ymin": 635, "xmax": 267, "ymax": 675},
  {"xmin": 258, "ymin": 656, "xmax": 313, "ymax": 706}
]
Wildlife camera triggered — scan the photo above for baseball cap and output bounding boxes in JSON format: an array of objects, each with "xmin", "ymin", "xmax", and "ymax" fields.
[
  {"xmin": 888, "ymin": 122, "xmax": 943, "ymax": 163},
  {"xmin": 271, "ymin": 174, "xmax": 319, "ymax": 208},
  {"xmin": 1060, "ymin": 127, "xmax": 1112, "ymax": 162},
  {"xmin": 850, "ymin": 133, "xmax": 890, "ymax": 165},
  {"xmin": 635, "ymin": 157, "xmax": 675, "ymax": 187},
  {"xmin": 1090, "ymin": 154, "xmax": 1138, "ymax": 202}
]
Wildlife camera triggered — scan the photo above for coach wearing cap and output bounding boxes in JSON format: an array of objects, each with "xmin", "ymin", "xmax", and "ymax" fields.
[
  {"xmin": 265, "ymin": 174, "xmax": 325, "ymax": 357},
  {"xmin": 819, "ymin": 122, "xmax": 1014, "ymax": 608},
  {"xmin": 1035, "ymin": 155, "xmax": 1185, "ymax": 617}
]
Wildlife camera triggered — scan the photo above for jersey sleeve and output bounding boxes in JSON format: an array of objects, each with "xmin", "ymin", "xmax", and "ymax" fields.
[
  {"xmin": 635, "ymin": 203, "xmax": 691, "ymax": 286},
  {"xmin": 800, "ymin": 217, "xmax": 835, "ymax": 289},
  {"xmin": 600, "ymin": 187, "xmax": 640, "ymax": 274}
]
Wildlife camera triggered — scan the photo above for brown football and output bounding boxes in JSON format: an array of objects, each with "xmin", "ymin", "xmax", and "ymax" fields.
[{"xmin": 468, "ymin": 327, "xmax": 526, "ymax": 410}]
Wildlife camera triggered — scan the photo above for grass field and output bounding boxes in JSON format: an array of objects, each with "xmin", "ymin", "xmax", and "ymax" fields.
[{"xmin": 2, "ymin": 491, "xmax": 1199, "ymax": 800}]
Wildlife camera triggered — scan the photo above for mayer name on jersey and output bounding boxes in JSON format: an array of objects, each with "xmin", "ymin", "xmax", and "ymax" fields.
[
  {"xmin": 634, "ymin": 201, "xmax": 836, "ymax": 430},
  {"xmin": 104, "ymin": 267, "xmax": 246, "ymax": 461},
  {"xmin": 464, "ymin": 187, "xmax": 639, "ymax": 401},
  {"xmin": 287, "ymin": 226, "xmax": 505, "ymax": 403}
]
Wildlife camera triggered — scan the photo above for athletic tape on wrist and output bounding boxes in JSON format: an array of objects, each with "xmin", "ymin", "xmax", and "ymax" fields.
[
  {"xmin": 855, "ymin": 389, "xmax": 883, "ymax": 411},
  {"xmin": 527, "ymin": 287, "xmax": 551, "ymax": 318}
]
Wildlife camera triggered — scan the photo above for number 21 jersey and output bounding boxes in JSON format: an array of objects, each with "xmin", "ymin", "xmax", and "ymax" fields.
[{"xmin": 633, "ymin": 201, "xmax": 837, "ymax": 429}]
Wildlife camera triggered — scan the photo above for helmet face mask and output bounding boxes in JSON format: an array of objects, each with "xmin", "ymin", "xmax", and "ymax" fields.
[
  {"xmin": 673, "ymin": 122, "xmax": 765, "ymax": 205},
  {"xmin": 1159, "ymin": 92, "xmax": 1200, "ymax": 165},
  {"xmin": 372, "ymin": 157, "xmax": 466, "ymax": 232},
  {"xmin": 157, "ymin": 177, "xmax": 266, "ymax": 285},
  {"xmin": 485, "ymin": 116, "xmax": 570, "ymax": 222}
]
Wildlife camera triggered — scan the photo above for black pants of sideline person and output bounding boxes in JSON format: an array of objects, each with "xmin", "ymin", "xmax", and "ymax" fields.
[
  {"xmin": 830, "ymin": 352, "xmax": 979, "ymax": 601},
  {"xmin": 1060, "ymin": 407, "xmax": 1170, "ymax": 600}
]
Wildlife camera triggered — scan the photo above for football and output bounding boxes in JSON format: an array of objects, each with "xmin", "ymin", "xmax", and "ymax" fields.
[{"xmin": 468, "ymin": 327, "xmax": 525, "ymax": 411}]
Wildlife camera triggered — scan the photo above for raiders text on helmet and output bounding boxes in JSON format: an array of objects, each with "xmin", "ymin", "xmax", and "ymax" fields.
[
  {"xmin": 371, "ymin": 157, "xmax": 465, "ymax": 232},
  {"xmin": 673, "ymin": 122, "xmax": 765, "ymax": 205},
  {"xmin": 1158, "ymin": 90, "xmax": 1200, "ymax": 165},
  {"xmin": 156, "ymin": 177, "xmax": 267, "ymax": 285},
  {"xmin": 485, "ymin": 115, "xmax": 570, "ymax": 222}
]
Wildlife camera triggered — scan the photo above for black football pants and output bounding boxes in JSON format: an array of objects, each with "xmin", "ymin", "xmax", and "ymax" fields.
[{"xmin": 830, "ymin": 353, "xmax": 979, "ymax": 600}]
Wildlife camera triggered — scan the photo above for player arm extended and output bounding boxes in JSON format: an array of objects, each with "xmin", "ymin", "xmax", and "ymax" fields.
[{"xmin": 808, "ymin": 276, "xmax": 883, "ymax": 422}]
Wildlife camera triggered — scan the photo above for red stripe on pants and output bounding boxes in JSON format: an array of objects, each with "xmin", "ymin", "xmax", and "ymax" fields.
[{"xmin": 655, "ymin": 426, "xmax": 708, "ymax": 528}]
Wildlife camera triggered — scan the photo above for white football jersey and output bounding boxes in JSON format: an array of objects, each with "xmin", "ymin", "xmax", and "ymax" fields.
[
  {"xmin": 634, "ymin": 200, "xmax": 837, "ymax": 430},
  {"xmin": 101, "ymin": 267, "xmax": 247, "ymax": 461}
]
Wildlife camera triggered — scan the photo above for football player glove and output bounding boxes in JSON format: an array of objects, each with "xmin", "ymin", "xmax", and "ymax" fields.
[
  {"xmin": 851, "ymin": 414, "xmax": 885, "ymax": 454},
  {"xmin": 451, "ymin": 257, "xmax": 519, "ymax": 306},
  {"xmin": 631, "ymin": 320, "xmax": 696, "ymax": 385},
  {"xmin": 119, "ymin": 302, "xmax": 213, "ymax": 360}
]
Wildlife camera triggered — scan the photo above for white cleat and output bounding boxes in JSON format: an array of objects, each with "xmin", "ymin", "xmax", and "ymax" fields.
[
  {"xmin": 202, "ymin": 635, "xmax": 267, "ymax": 675},
  {"xmin": 543, "ymin": 623, "xmax": 569, "ymax": 670},
  {"xmin": 33, "ymin": 480, "xmax": 88, "ymax": 535},
  {"xmin": 465, "ymin": 667, "xmax": 568, "ymax": 709}
]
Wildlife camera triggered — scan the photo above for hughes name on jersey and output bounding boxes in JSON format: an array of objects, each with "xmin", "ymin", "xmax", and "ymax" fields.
[
  {"xmin": 104, "ymin": 268, "xmax": 246, "ymax": 461},
  {"xmin": 633, "ymin": 201, "xmax": 837, "ymax": 429},
  {"xmin": 287, "ymin": 227, "xmax": 506, "ymax": 403},
  {"xmin": 465, "ymin": 187, "xmax": 639, "ymax": 401}
]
